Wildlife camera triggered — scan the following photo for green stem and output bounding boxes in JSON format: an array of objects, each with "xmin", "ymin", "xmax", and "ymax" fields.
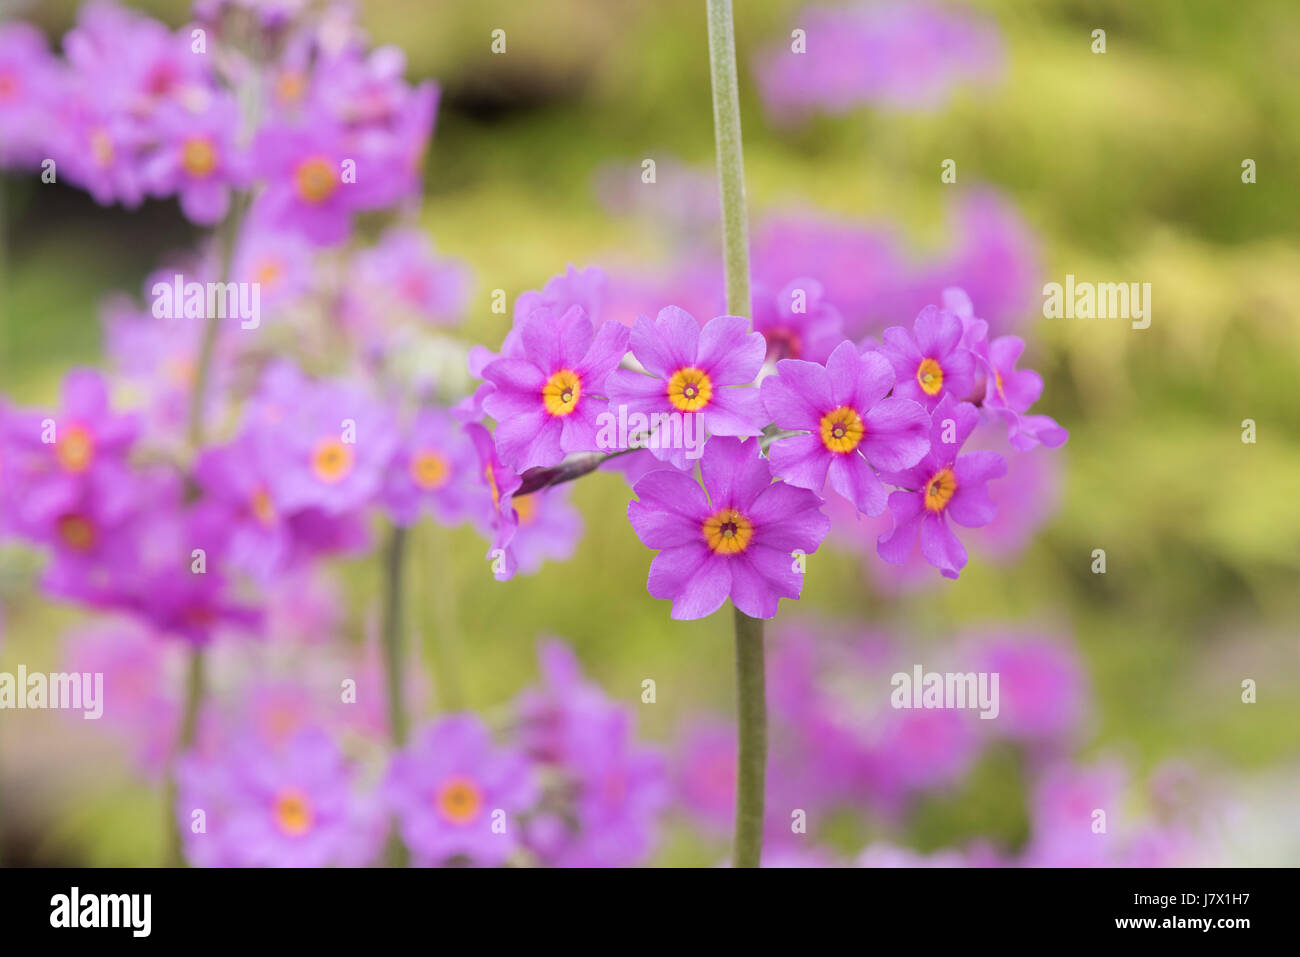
[
  {"xmin": 382, "ymin": 524, "xmax": 411, "ymax": 748},
  {"xmin": 381, "ymin": 524, "xmax": 411, "ymax": 866},
  {"xmin": 731, "ymin": 605, "xmax": 766, "ymax": 868},
  {"xmin": 706, "ymin": 0, "xmax": 766, "ymax": 869},
  {"xmin": 706, "ymin": 0, "xmax": 754, "ymax": 321},
  {"xmin": 422, "ymin": 525, "xmax": 465, "ymax": 712},
  {"xmin": 163, "ymin": 193, "xmax": 248, "ymax": 866}
]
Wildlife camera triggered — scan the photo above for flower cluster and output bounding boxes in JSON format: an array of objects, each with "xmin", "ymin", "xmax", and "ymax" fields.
[{"xmin": 465, "ymin": 263, "xmax": 1066, "ymax": 598}]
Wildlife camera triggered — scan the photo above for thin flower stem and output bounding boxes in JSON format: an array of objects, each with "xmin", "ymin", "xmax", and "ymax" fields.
[
  {"xmin": 162, "ymin": 192, "xmax": 248, "ymax": 867},
  {"xmin": 706, "ymin": 0, "xmax": 767, "ymax": 869},
  {"xmin": 731, "ymin": 604, "xmax": 767, "ymax": 867},
  {"xmin": 382, "ymin": 524, "xmax": 411, "ymax": 748},
  {"xmin": 381, "ymin": 523, "xmax": 411, "ymax": 866},
  {"xmin": 706, "ymin": 0, "xmax": 754, "ymax": 322}
]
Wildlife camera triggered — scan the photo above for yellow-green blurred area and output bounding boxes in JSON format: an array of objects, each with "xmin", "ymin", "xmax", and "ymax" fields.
[{"xmin": 1, "ymin": 0, "xmax": 1298, "ymax": 866}]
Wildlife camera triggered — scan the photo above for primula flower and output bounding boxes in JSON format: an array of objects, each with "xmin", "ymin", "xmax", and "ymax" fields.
[
  {"xmin": 176, "ymin": 727, "xmax": 383, "ymax": 868},
  {"xmin": 382, "ymin": 409, "xmax": 479, "ymax": 528},
  {"xmin": 481, "ymin": 305, "xmax": 629, "ymax": 471},
  {"xmin": 252, "ymin": 119, "xmax": 377, "ymax": 245},
  {"xmin": 230, "ymin": 223, "xmax": 316, "ymax": 310},
  {"xmin": 879, "ymin": 304, "xmax": 977, "ymax": 412},
  {"xmin": 250, "ymin": 366, "xmax": 398, "ymax": 515},
  {"xmin": 761, "ymin": 340, "xmax": 930, "ymax": 516},
  {"xmin": 979, "ymin": 335, "xmax": 1069, "ymax": 451},
  {"xmin": 751, "ymin": 277, "xmax": 847, "ymax": 363},
  {"xmin": 876, "ymin": 394, "xmax": 1006, "ymax": 578},
  {"xmin": 383, "ymin": 714, "xmax": 539, "ymax": 866},
  {"xmin": 606, "ymin": 308, "xmax": 767, "ymax": 469},
  {"xmin": 627, "ymin": 436, "xmax": 829, "ymax": 620},
  {"xmin": 466, "ymin": 422, "xmax": 522, "ymax": 581},
  {"xmin": 0, "ymin": 23, "xmax": 61, "ymax": 168},
  {"xmin": 143, "ymin": 95, "xmax": 247, "ymax": 225},
  {"xmin": 194, "ymin": 430, "xmax": 292, "ymax": 582}
]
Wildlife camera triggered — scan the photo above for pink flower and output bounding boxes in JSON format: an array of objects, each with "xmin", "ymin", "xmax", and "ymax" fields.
[
  {"xmin": 876, "ymin": 394, "xmax": 1005, "ymax": 578},
  {"xmin": 606, "ymin": 307, "xmax": 767, "ymax": 469},
  {"xmin": 762, "ymin": 340, "xmax": 930, "ymax": 515},
  {"xmin": 878, "ymin": 304, "xmax": 977, "ymax": 411},
  {"xmin": 627, "ymin": 436, "xmax": 829, "ymax": 620},
  {"xmin": 481, "ymin": 305, "xmax": 629, "ymax": 471},
  {"xmin": 383, "ymin": 714, "xmax": 539, "ymax": 866}
]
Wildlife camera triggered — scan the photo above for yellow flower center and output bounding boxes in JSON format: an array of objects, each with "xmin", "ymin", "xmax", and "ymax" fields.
[
  {"xmin": 667, "ymin": 367, "xmax": 713, "ymax": 412},
  {"xmin": 310, "ymin": 438, "xmax": 354, "ymax": 484},
  {"xmin": 181, "ymin": 136, "xmax": 217, "ymax": 178},
  {"xmin": 90, "ymin": 128, "xmax": 114, "ymax": 167},
  {"xmin": 923, "ymin": 467, "xmax": 958, "ymax": 512},
  {"xmin": 818, "ymin": 405, "xmax": 865, "ymax": 454},
  {"xmin": 485, "ymin": 465, "xmax": 500, "ymax": 509},
  {"xmin": 435, "ymin": 776, "xmax": 484, "ymax": 826},
  {"xmin": 250, "ymin": 487, "xmax": 277, "ymax": 525},
  {"xmin": 293, "ymin": 156, "xmax": 339, "ymax": 204},
  {"xmin": 917, "ymin": 357, "xmax": 945, "ymax": 396},
  {"xmin": 514, "ymin": 493, "xmax": 537, "ymax": 525},
  {"xmin": 254, "ymin": 257, "xmax": 285, "ymax": 289},
  {"xmin": 410, "ymin": 449, "xmax": 451, "ymax": 490},
  {"xmin": 702, "ymin": 507, "xmax": 754, "ymax": 555},
  {"xmin": 56, "ymin": 424, "xmax": 95, "ymax": 473},
  {"xmin": 541, "ymin": 369, "xmax": 582, "ymax": 417},
  {"xmin": 57, "ymin": 514, "xmax": 96, "ymax": 552},
  {"xmin": 272, "ymin": 789, "xmax": 314, "ymax": 838},
  {"xmin": 275, "ymin": 70, "xmax": 307, "ymax": 104}
]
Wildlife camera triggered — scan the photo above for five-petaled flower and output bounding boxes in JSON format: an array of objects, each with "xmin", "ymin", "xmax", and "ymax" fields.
[
  {"xmin": 606, "ymin": 307, "xmax": 767, "ymax": 469},
  {"xmin": 761, "ymin": 340, "xmax": 930, "ymax": 515},
  {"xmin": 482, "ymin": 304, "xmax": 629, "ymax": 472},
  {"xmin": 879, "ymin": 304, "xmax": 977, "ymax": 412},
  {"xmin": 876, "ymin": 394, "xmax": 1006, "ymax": 579},
  {"xmin": 627, "ymin": 436, "xmax": 829, "ymax": 620}
]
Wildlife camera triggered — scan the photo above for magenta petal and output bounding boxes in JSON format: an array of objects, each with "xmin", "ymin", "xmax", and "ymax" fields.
[
  {"xmin": 632, "ymin": 307, "xmax": 700, "ymax": 378},
  {"xmin": 746, "ymin": 481, "xmax": 829, "ymax": 551},
  {"xmin": 920, "ymin": 512, "xmax": 967, "ymax": 578},
  {"xmin": 880, "ymin": 325, "xmax": 923, "ymax": 373},
  {"xmin": 729, "ymin": 547, "xmax": 802, "ymax": 618},
  {"xmin": 760, "ymin": 368, "xmax": 822, "ymax": 431},
  {"xmin": 828, "ymin": 451, "xmax": 888, "ymax": 516},
  {"xmin": 555, "ymin": 305, "xmax": 596, "ymax": 368},
  {"xmin": 518, "ymin": 309, "xmax": 563, "ymax": 372},
  {"xmin": 697, "ymin": 315, "xmax": 765, "ymax": 386},
  {"xmin": 494, "ymin": 412, "xmax": 562, "ymax": 471},
  {"xmin": 861, "ymin": 397, "xmax": 931, "ymax": 472},
  {"xmin": 767, "ymin": 433, "xmax": 830, "ymax": 491},
  {"xmin": 987, "ymin": 335, "xmax": 1025, "ymax": 371},
  {"xmin": 559, "ymin": 398, "xmax": 603, "ymax": 453},
  {"xmin": 574, "ymin": 319, "xmax": 630, "ymax": 386},
  {"xmin": 647, "ymin": 544, "xmax": 730, "ymax": 620},
  {"xmin": 629, "ymin": 470, "xmax": 710, "ymax": 547},
  {"xmin": 914, "ymin": 305, "xmax": 962, "ymax": 356},
  {"xmin": 700, "ymin": 437, "xmax": 771, "ymax": 511},
  {"xmin": 849, "ymin": 348, "xmax": 896, "ymax": 409},
  {"xmin": 767, "ymin": 358, "xmax": 833, "ymax": 418},
  {"xmin": 1001, "ymin": 368, "xmax": 1043, "ymax": 412},
  {"xmin": 877, "ymin": 489, "xmax": 924, "ymax": 565},
  {"xmin": 702, "ymin": 386, "xmax": 767, "ymax": 437}
]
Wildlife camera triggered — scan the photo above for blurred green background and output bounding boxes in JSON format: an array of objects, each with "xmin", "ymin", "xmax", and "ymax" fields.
[{"xmin": 1, "ymin": 0, "xmax": 1298, "ymax": 865}]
